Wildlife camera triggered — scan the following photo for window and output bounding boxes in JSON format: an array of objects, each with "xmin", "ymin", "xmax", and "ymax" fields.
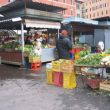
[
  {"xmin": 63, "ymin": 0, "xmax": 66, "ymax": 3},
  {"xmin": 93, "ymin": 13, "xmax": 95, "ymax": 17},
  {"xmin": 97, "ymin": 12, "xmax": 99, "ymax": 16},
  {"xmin": 70, "ymin": 0, "xmax": 73, "ymax": 5},
  {"xmin": 77, "ymin": 14, "xmax": 80, "ymax": 18},
  {"xmin": 71, "ymin": 10, "xmax": 73, "ymax": 15},
  {"xmin": 102, "ymin": 11, "xmax": 103, "ymax": 15},
  {"xmin": 76, "ymin": 3, "xmax": 80, "ymax": 10},
  {"xmin": 106, "ymin": 10, "xmax": 108, "ymax": 14},
  {"xmin": 63, "ymin": 10, "xmax": 65, "ymax": 14}
]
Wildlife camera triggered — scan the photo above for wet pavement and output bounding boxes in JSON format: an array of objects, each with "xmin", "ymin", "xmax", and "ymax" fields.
[{"xmin": 0, "ymin": 64, "xmax": 110, "ymax": 110}]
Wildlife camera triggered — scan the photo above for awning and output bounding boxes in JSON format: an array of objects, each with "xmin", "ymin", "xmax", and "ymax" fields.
[
  {"xmin": 62, "ymin": 17, "xmax": 98, "ymax": 25},
  {"xmin": 25, "ymin": 19, "xmax": 61, "ymax": 29}
]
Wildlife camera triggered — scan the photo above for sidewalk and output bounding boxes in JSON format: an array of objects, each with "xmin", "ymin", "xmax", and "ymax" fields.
[{"xmin": 0, "ymin": 64, "xmax": 110, "ymax": 110}]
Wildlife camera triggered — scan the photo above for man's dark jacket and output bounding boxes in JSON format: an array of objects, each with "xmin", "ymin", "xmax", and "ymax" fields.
[{"xmin": 56, "ymin": 36, "xmax": 72, "ymax": 59}]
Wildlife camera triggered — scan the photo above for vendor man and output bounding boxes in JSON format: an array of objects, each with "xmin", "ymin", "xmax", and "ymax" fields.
[{"xmin": 56, "ymin": 29, "xmax": 72, "ymax": 59}]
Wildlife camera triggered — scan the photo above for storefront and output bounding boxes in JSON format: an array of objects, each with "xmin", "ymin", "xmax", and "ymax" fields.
[{"xmin": 0, "ymin": 0, "xmax": 65, "ymax": 65}]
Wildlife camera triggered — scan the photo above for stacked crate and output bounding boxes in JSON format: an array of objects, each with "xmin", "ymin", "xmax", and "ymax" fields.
[
  {"xmin": 29, "ymin": 55, "xmax": 41, "ymax": 71},
  {"xmin": 52, "ymin": 60, "xmax": 63, "ymax": 87},
  {"xmin": 46, "ymin": 59, "xmax": 77, "ymax": 89},
  {"xmin": 61, "ymin": 60, "xmax": 76, "ymax": 89}
]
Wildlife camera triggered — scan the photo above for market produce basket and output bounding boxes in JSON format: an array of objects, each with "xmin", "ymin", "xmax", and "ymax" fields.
[
  {"xmin": 63, "ymin": 73, "xmax": 76, "ymax": 89},
  {"xmin": 46, "ymin": 69, "xmax": 54, "ymax": 85},
  {"xmin": 53, "ymin": 71, "xmax": 63, "ymax": 87},
  {"xmin": 52, "ymin": 60, "xmax": 62, "ymax": 72}
]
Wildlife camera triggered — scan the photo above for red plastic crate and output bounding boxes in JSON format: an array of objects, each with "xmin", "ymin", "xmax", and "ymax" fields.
[
  {"xmin": 75, "ymin": 48, "xmax": 82, "ymax": 53},
  {"xmin": 53, "ymin": 71, "xmax": 63, "ymax": 87},
  {"xmin": 86, "ymin": 78, "xmax": 101, "ymax": 89},
  {"xmin": 31, "ymin": 62, "xmax": 41, "ymax": 71}
]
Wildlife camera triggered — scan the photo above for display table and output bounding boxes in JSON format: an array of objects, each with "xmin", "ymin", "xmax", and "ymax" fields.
[
  {"xmin": 74, "ymin": 64, "xmax": 106, "ymax": 76},
  {"xmin": 0, "ymin": 48, "xmax": 57, "ymax": 65},
  {"xmin": 0, "ymin": 51, "xmax": 22, "ymax": 65},
  {"xmin": 74, "ymin": 64, "xmax": 107, "ymax": 88}
]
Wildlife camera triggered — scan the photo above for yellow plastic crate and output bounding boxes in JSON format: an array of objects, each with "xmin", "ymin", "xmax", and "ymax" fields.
[
  {"xmin": 61, "ymin": 60, "xmax": 74, "ymax": 73},
  {"xmin": 29, "ymin": 56, "xmax": 41, "ymax": 63},
  {"xmin": 63, "ymin": 73, "xmax": 76, "ymax": 89},
  {"xmin": 61, "ymin": 65, "xmax": 74, "ymax": 73},
  {"xmin": 46, "ymin": 69, "xmax": 54, "ymax": 85},
  {"xmin": 52, "ymin": 61, "xmax": 62, "ymax": 72}
]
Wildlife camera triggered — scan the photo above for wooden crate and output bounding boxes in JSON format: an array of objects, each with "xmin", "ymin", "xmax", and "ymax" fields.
[{"xmin": 100, "ymin": 81, "xmax": 110, "ymax": 91}]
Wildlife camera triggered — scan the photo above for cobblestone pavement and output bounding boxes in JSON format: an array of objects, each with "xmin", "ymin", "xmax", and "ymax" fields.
[{"xmin": 0, "ymin": 64, "xmax": 110, "ymax": 110}]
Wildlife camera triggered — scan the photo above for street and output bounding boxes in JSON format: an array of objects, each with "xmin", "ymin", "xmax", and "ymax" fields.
[{"xmin": 0, "ymin": 64, "xmax": 110, "ymax": 110}]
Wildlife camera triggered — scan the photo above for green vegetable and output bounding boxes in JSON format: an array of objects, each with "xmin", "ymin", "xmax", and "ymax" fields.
[
  {"xmin": 79, "ymin": 50, "xmax": 90, "ymax": 57},
  {"xmin": 75, "ymin": 53, "xmax": 103, "ymax": 66}
]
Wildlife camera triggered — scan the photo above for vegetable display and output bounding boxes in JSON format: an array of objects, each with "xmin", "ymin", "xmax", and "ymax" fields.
[
  {"xmin": 105, "ymin": 48, "xmax": 110, "ymax": 54},
  {"xmin": 101, "ymin": 56, "xmax": 110, "ymax": 66},
  {"xmin": 75, "ymin": 53, "xmax": 103, "ymax": 66},
  {"xmin": 3, "ymin": 41, "xmax": 19, "ymax": 49}
]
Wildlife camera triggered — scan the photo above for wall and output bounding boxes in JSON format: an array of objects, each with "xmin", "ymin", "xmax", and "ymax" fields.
[
  {"xmin": 79, "ymin": 35, "xmax": 94, "ymax": 46},
  {"xmin": 105, "ymin": 29, "xmax": 110, "ymax": 50},
  {"xmin": 94, "ymin": 29, "xmax": 105, "ymax": 47}
]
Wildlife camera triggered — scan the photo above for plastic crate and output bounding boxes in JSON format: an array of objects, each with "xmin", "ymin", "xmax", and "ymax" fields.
[
  {"xmin": 29, "ymin": 56, "xmax": 41, "ymax": 63},
  {"xmin": 52, "ymin": 61, "xmax": 62, "ymax": 72},
  {"xmin": 86, "ymin": 78, "xmax": 100, "ymax": 89},
  {"xmin": 75, "ymin": 48, "xmax": 82, "ymax": 53},
  {"xmin": 63, "ymin": 73, "xmax": 76, "ymax": 89},
  {"xmin": 61, "ymin": 66, "xmax": 74, "ymax": 73},
  {"xmin": 46, "ymin": 69, "xmax": 54, "ymax": 85},
  {"xmin": 31, "ymin": 62, "xmax": 41, "ymax": 71},
  {"xmin": 53, "ymin": 71, "xmax": 63, "ymax": 87}
]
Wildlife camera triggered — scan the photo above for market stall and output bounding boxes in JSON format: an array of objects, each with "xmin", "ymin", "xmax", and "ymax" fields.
[{"xmin": 0, "ymin": 0, "xmax": 65, "ymax": 65}]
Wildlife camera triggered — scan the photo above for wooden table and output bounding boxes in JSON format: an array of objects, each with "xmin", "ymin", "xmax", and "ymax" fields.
[{"xmin": 74, "ymin": 64, "xmax": 107, "ymax": 87}]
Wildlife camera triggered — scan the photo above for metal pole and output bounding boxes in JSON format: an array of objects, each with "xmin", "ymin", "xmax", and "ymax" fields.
[
  {"xmin": 71, "ymin": 25, "xmax": 74, "ymax": 45},
  {"xmin": 21, "ymin": 22, "xmax": 25, "ymax": 65},
  {"xmin": 58, "ymin": 29, "xmax": 59, "ymax": 39}
]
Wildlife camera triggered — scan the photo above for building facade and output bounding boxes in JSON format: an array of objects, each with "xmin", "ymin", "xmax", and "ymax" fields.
[
  {"xmin": 82, "ymin": 0, "xmax": 110, "ymax": 20},
  {"xmin": 0, "ymin": 0, "xmax": 76, "ymax": 18},
  {"xmin": 76, "ymin": 0, "xmax": 84, "ymax": 18}
]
